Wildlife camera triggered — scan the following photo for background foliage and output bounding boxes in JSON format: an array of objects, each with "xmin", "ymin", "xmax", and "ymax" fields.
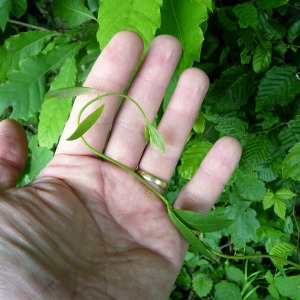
[{"xmin": 1, "ymin": 0, "xmax": 300, "ymax": 299}]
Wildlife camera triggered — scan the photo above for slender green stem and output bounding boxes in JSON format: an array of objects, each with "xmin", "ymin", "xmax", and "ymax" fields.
[{"xmin": 211, "ymin": 249, "xmax": 300, "ymax": 269}]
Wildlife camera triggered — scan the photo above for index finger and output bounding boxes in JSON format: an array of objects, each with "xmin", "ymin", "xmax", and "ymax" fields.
[{"xmin": 55, "ymin": 31, "xmax": 144, "ymax": 156}]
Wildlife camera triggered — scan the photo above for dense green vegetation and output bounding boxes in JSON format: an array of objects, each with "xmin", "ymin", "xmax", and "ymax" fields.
[{"xmin": 1, "ymin": 0, "xmax": 300, "ymax": 299}]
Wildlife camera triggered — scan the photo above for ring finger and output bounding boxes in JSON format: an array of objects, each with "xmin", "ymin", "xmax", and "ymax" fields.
[{"xmin": 137, "ymin": 68, "xmax": 209, "ymax": 189}]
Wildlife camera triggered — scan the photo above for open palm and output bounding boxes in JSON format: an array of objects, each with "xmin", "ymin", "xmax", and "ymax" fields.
[{"xmin": 0, "ymin": 31, "xmax": 241, "ymax": 299}]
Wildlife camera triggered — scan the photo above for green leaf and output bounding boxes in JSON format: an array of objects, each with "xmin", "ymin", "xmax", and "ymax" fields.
[
  {"xmin": 233, "ymin": 3, "xmax": 258, "ymax": 29},
  {"xmin": 19, "ymin": 136, "xmax": 53, "ymax": 184},
  {"xmin": 235, "ymin": 172, "xmax": 266, "ymax": 202},
  {"xmin": 256, "ymin": 0, "xmax": 289, "ymax": 9},
  {"xmin": 193, "ymin": 273, "xmax": 213, "ymax": 298},
  {"xmin": 0, "ymin": 0, "xmax": 10, "ymax": 31},
  {"xmin": 0, "ymin": 42, "xmax": 83, "ymax": 120},
  {"xmin": 205, "ymin": 66, "xmax": 255, "ymax": 113},
  {"xmin": 145, "ymin": 122, "xmax": 165, "ymax": 153},
  {"xmin": 10, "ymin": 0, "xmax": 27, "ymax": 18},
  {"xmin": 225, "ymin": 266, "xmax": 245, "ymax": 284},
  {"xmin": 214, "ymin": 282, "xmax": 242, "ymax": 300},
  {"xmin": 215, "ymin": 116, "xmax": 247, "ymax": 139},
  {"xmin": 282, "ymin": 142, "xmax": 300, "ymax": 181},
  {"xmin": 275, "ymin": 188, "xmax": 296, "ymax": 200},
  {"xmin": 226, "ymin": 201, "xmax": 260, "ymax": 249},
  {"xmin": 193, "ymin": 110, "xmax": 205, "ymax": 134},
  {"xmin": 255, "ymin": 65, "xmax": 299, "ymax": 111},
  {"xmin": 67, "ymin": 104, "xmax": 105, "ymax": 141},
  {"xmin": 172, "ymin": 209, "xmax": 234, "ymax": 233},
  {"xmin": 253, "ymin": 41, "xmax": 272, "ymax": 73},
  {"xmin": 97, "ymin": 0, "xmax": 162, "ymax": 51},
  {"xmin": 179, "ymin": 139, "xmax": 212, "ymax": 180},
  {"xmin": 158, "ymin": 0, "xmax": 209, "ymax": 107},
  {"xmin": 263, "ymin": 191, "xmax": 275, "ymax": 210},
  {"xmin": 274, "ymin": 198, "xmax": 286, "ymax": 220},
  {"xmin": 168, "ymin": 207, "xmax": 216, "ymax": 261},
  {"xmin": 270, "ymin": 242, "xmax": 296, "ymax": 266},
  {"xmin": 274, "ymin": 276, "xmax": 300, "ymax": 299},
  {"xmin": 38, "ymin": 57, "xmax": 77, "ymax": 148},
  {"xmin": 0, "ymin": 31, "xmax": 53, "ymax": 81},
  {"xmin": 157, "ymin": 0, "xmax": 208, "ymax": 74},
  {"xmin": 52, "ymin": 0, "xmax": 96, "ymax": 26},
  {"xmin": 45, "ymin": 86, "xmax": 97, "ymax": 99},
  {"xmin": 287, "ymin": 20, "xmax": 300, "ymax": 43}
]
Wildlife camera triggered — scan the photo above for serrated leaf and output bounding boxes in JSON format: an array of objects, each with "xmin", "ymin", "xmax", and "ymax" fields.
[
  {"xmin": 255, "ymin": 65, "xmax": 299, "ymax": 111},
  {"xmin": 0, "ymin": 0, "xmax": 10, "ymax": 31},
  {"xmin": 45, "ymin": 86, "xmax": 96, "ymax": 99},
  {"xmin": 263, "ymin": 191, "xmax": 275, "ymax": 210},
  {"xmin": 226, "ymin": 201, "xmax": 260, "ymax": 249},
  {"xmin": 193, "ymin": 110, "xmax": 205, "ymax": 134},
  {"xmin": 274, "ymin": 198, "xmax": 286, "ymax": 220},
  {"xmin": 253, "ymin": 41, "xmax": 272, "ymax": 73},
  {"xmin": 38, "ymin": 57, "xmax": 77, "ymax": 148},
  {"xmin": 145, "ymin": 123, "xmax": 165, "ymax": 153},
  {"xmin": 275, "ymin": 189, "xmax": 296, "ymax": 200},
  {"xmin": 52, "ymin": 0, "xmax": 96, "ymax": 26},
  {"xmin": 282, "ymin": 142, "xmax": 300, "ymax": 181},
  {"xmin": 172, "ymin": 209, "xmax": 234, "ymax": 233},
  {"xmin": 233, "ymin": 3, "xmax": 258, "ymax": 29},
  {"xmin": 0, "ymin": 31, "xmax": 53, "ymax": 81},
  {"xmin": 168, "ymin": 207, "xmax": 216, "ymax": 261},
  {"xmin": 97, "ymin": 0, "xmax": 162, "ymax": 51},
  {"xmin": 215, "ymin": 116, "xmax": 246, "ymax": 139},
  {"xmin": 67, "ymin": 104, "xmax": 105, "ymax": 141},
  {"xmin": 193, "ymin": 274, "xmax": 213, "ymax": 298},
  {"xmin": 0, "ymin": 42, "xmax": 83, "ymax": 120},
  {"xmin": 256, "ymin": 0, "xmax": 289, "ymax": 9},
  {"xmin": 206, "ymin": 66, "xmax": 255, "ymax": 113},
  {"xmin": 270, "ymin": 243, "xmax": 296, "ymax": 266},
  {"xmin": 287, "ymin": 20, "xmax": 300, "ymax": 43},
  {"xmin": 179, "ymin": 139, "xmax": 212, "ymax": 180}
]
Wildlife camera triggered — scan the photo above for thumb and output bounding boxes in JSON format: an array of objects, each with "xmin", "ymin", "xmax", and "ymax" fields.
[{"xmin": 0, "ymin": 119, "xmax": 28, "ymax": 191}]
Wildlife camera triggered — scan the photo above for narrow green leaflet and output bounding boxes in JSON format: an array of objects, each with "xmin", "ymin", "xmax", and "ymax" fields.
[
  {"xmin": 0, "ymin": 42, "xmax": 84, "ymax": 120},
  {"xmin": 168, "ymin": 207, "xmax": 216, "ymax": 261},
  {"xmin": 145, "ymin": 122, "xmax": 165, "ymax": 153},
  {"xmin": 255, "ymin": 65, "xmax": 299, "ymax": 111},
  {"xmin": 0, "ymin": 31, "xmax": 54, "ymax": 81},
  {"xmin": 97, "ymin": 0, "xmax": 162, "ymax": 51},
  {"xmin": 67, "ymin": 104, "xmax": 105, "ymax": 141},
  {"xmin": 282, "ymin": 142, "xmax": 300, "ymax": 181},
  {"xmin": 52, "ymin": 0, "xmax": 96, "ymax": 27},
  {"xmin": 45, "ymin": 86, "xmax": 97, "ymax": 99},
  {"xmin": 172, "ymin": 209, "xmax": 234, "ymax": 233},
  {"xmin": 233, "ymin": 3, "xmax": 258, "ymax": 29},
  {"xmin": 38, "ymin": 57, "xmax": 77, "ymax": 148}
]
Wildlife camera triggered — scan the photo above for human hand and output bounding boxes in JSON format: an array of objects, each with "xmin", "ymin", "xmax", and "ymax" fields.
[{"xmin": 0, "ymin": 31, "xmax": 241, "ymax": 299}]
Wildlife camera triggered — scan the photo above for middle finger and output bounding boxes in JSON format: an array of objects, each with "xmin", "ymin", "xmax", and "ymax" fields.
[{"xmin": 104, "ymin": 35, "xmax": 182, "ymax": 168}]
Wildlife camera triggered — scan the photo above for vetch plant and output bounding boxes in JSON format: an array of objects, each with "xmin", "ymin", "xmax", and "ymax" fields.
[{"xmin": 46, "ymin": 86, "xmax": 300, "ymax": 269}]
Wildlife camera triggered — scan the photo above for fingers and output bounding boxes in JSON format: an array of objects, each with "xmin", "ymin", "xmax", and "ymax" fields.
[
  {"xmin": 137, "ymin": 68, "xmax": 209, "ymax": 186},
  {"xmin": 104, "ymin": 35, "xmax": 182, "ymax": 168},
  {"xmin": 55, "ymin": 31, "xmax": 144, "ymax": 156},
  {"xmin": 0, "ymin": 120, "xmax": 28, "ymax": 191},
  {"xmin": 174, "ymin": 137, "xmax": 242, "ymax": 213}
]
